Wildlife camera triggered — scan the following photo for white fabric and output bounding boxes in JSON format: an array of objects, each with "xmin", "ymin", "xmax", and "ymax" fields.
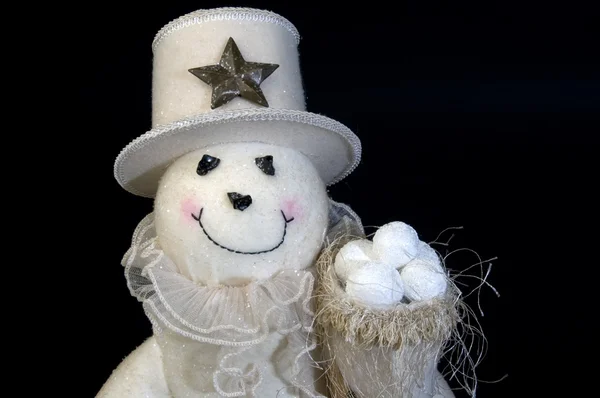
[
  {"xmin": 330, "ymin": 331, "xmax": 454, "ymax": 398},
  {"xmin": 114, "ymin": 109, "xmax": 361, "ymax": 199},
  {"xmin": 152, "ymin": 8, "xmax": 304, "ymax": 126},
  {"xmin": 113, "ymin": 7, "xmax": 362, "ymax": 198},
  {"xmin": 152, "ymin": 142, "xmax": 330, "ymax": 286},
  {"xmin": 96, "ymin": 337, "xmax": 170, "ymax": 398},
  {"xmin": 153, "ymin": 8, "xmax": 300, "ymax": 61},
  {"xmin": 124, "ymin": 214, "xmax": 321, "ymax": 396},
  {"xmin": 120, "ymin": 199, "xmax": 364, "ymax": 397}
]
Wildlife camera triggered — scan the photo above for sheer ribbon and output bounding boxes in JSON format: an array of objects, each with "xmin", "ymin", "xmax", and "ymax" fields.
[{"xmin": 122, "ymin": 199, "xmax": 363, "ymax": 396}]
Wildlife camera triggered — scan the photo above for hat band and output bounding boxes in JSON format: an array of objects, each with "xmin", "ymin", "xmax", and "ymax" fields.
[{"xmin": 152, "ymin": 7, "xmax": 301, "ymax": 53}]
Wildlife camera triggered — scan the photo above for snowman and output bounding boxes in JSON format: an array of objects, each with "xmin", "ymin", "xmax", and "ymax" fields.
[{"xmin": 98, "ymin": 7, "xmax": 457, "ymax": 398}]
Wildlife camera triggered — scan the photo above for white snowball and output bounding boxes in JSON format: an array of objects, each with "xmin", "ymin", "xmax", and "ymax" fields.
[
  {"xmin": 373, "ymin": 221, "xmax": 420, "ymax": 269},
  {"xmin": 417, "ymin": 241, "xmax": 443, "ymax": 271},
  {"xmin": 400, "ymin": 259, "xmax": 447, "ymax": 302},
  {"xmin": 345, "ymin": 262, "xmax": 404, "ymax": 309},
  {"xmin": 334, "ymin": 239, "xmax": 374, "ymax": 282}
]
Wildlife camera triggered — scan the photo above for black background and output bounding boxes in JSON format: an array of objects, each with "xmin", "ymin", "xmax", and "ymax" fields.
[{"xmin": 77, "ymin": 1, "xmax": 599, "ymax": 397}]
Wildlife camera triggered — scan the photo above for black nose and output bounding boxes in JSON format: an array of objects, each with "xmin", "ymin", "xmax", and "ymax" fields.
[{"xmin": 228, "ymin": 192, "xmax": 252, "ymax": 211}]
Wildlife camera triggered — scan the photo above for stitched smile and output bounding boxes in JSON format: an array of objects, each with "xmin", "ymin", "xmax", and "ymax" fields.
[{"xmin": 191, "ymin": 208, "xmax": 295, "ymax": 255}]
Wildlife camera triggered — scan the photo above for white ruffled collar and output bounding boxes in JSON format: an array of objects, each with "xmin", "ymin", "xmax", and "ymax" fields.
[
  {"xmin": 123, "ymin": 212, "xmax": 318, "ymax": 345},
  {"xmin": 121, "ymin": 201, "xmax": 363, "ymax": 397},
  {"xmin": 122, "ymin": 213, "xmax": 326, "ymax": 397}
]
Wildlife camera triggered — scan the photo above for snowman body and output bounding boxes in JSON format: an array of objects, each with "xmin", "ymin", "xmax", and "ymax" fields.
[
  {"xmin": 102, "ymin": 7, "xmax": 459, "ymax": 398},
  {"xmin": 99, "ymin": 142, "xmax": 454, "ymax": 398}
]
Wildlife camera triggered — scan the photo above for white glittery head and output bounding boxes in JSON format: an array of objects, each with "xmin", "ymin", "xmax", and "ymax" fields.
[
  {"xmin": 114, "ymin": 7, "xmax": 361, "ymax": 198},
  {"xmin": 154, "ymin": 142, "xmax": 330, "ymax": 286}
]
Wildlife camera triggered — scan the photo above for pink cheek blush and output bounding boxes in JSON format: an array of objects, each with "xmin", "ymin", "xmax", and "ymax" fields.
[
  {"xmin": 282, "ymin": 198, "xmax": 304, "ymax": 222},
  {"xmin": 181, "ymin": 197, "xmax": 201, "ymax": 222}
]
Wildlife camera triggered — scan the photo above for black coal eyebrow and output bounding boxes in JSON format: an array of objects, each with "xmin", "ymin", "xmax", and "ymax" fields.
[
  {"xmin": 255, "ymin": 155, "xmax": 275, "ymax": 176},
  {"xmin": 197, "ymin": 154, "xmax": 220, "ymax": 176}
]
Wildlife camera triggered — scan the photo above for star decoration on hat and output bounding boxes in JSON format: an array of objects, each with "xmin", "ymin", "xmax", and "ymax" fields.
[{"xmin": 188, "ymin": 37, "xmax": 280, "ymax": 109}]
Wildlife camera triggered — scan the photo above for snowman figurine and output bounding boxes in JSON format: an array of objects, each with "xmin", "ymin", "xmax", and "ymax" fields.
[{"xmin": 99, "ymin": 7, "xmax": 457, "ymax": 398}]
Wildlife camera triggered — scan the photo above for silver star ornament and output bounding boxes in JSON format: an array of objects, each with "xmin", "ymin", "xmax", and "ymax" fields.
[{"xmin": 188, "ymin": 37, "xmax": 280, "ymax": 109}]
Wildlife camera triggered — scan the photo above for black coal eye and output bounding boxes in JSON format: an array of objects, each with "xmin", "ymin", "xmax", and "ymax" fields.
[
  {"xmin": 255, "ymin": 155, "xmax": 275, "ymax": 176},
  {"xmin": 197, "ymin": 154, "xmax": 220, "ymax": 176}
]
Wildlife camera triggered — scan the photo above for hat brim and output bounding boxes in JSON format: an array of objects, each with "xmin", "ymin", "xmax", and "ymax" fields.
[{"xmin": 114, "ymin": 108, "xmax": 362, "ymax": 198}]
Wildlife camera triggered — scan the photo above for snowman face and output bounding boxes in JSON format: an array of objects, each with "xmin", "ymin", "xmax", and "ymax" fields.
[{"xmin": 154, "ymin": 142, "xmax": 330, "ymax": 286}]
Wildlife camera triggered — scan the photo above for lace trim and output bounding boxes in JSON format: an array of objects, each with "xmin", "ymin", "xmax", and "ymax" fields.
[
  {"xmin": 123, "ymin": 213, "xmax": 327, "ymax": 396},
  {"xmin": 121, "ymin": 201, "xmax": 362, "ymax": 396},
  {"xmin": 152, "ymin": 7, "xmax": 301, "ymax": 52}
]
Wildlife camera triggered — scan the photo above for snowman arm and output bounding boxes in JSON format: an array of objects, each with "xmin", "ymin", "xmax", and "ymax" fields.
[{"xmin": 96, "ymin": 336, "xmax": 170, "ymax": 398}]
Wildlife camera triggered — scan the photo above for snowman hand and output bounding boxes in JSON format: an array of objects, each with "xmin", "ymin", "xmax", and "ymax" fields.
[{"xmin": 334, "ymin": 222, "xmax": 448, "ymax": 309}]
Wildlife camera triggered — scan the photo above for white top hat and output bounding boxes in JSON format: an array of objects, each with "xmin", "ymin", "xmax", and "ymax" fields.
[{"xmin": 114, "ymin": 7, "xmax": 362, "ymax": 198}]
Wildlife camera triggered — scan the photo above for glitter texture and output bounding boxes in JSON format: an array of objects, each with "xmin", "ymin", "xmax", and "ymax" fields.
[
  {"xmin": 153, "ymin": 143, "xmax": 330, "ymax": 285},
  {"xmin": 114, "ymin": 6, "xmax": 361, "ymax": 198},
  {"xmin": 345, "ymin": 262, "xmax": 405, "ymax": 309},
  {"xmin": 119, "ymin": 196, "xmax": 365, "ymax": 397},
  {"xmin": 315, "ymin": 234, "xmax": 460, "ymax": 398},
  {"xmin": 401, "ymin": 259, "xmax": 448, "ymax": 302},
  {"xmin": 152, "ymin": 7, "xmax": 301, "ymax": 52},
  {"xmin": 373, "ymin": 222, "xmax": 420, "ymax": 268},
  {"xmin": 114, "ymin": 109, "xmax": 362, "ymax": 198},
  {"xmin": 334, "ymin": 239, "xmax": 374, "ymax": 281}
]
